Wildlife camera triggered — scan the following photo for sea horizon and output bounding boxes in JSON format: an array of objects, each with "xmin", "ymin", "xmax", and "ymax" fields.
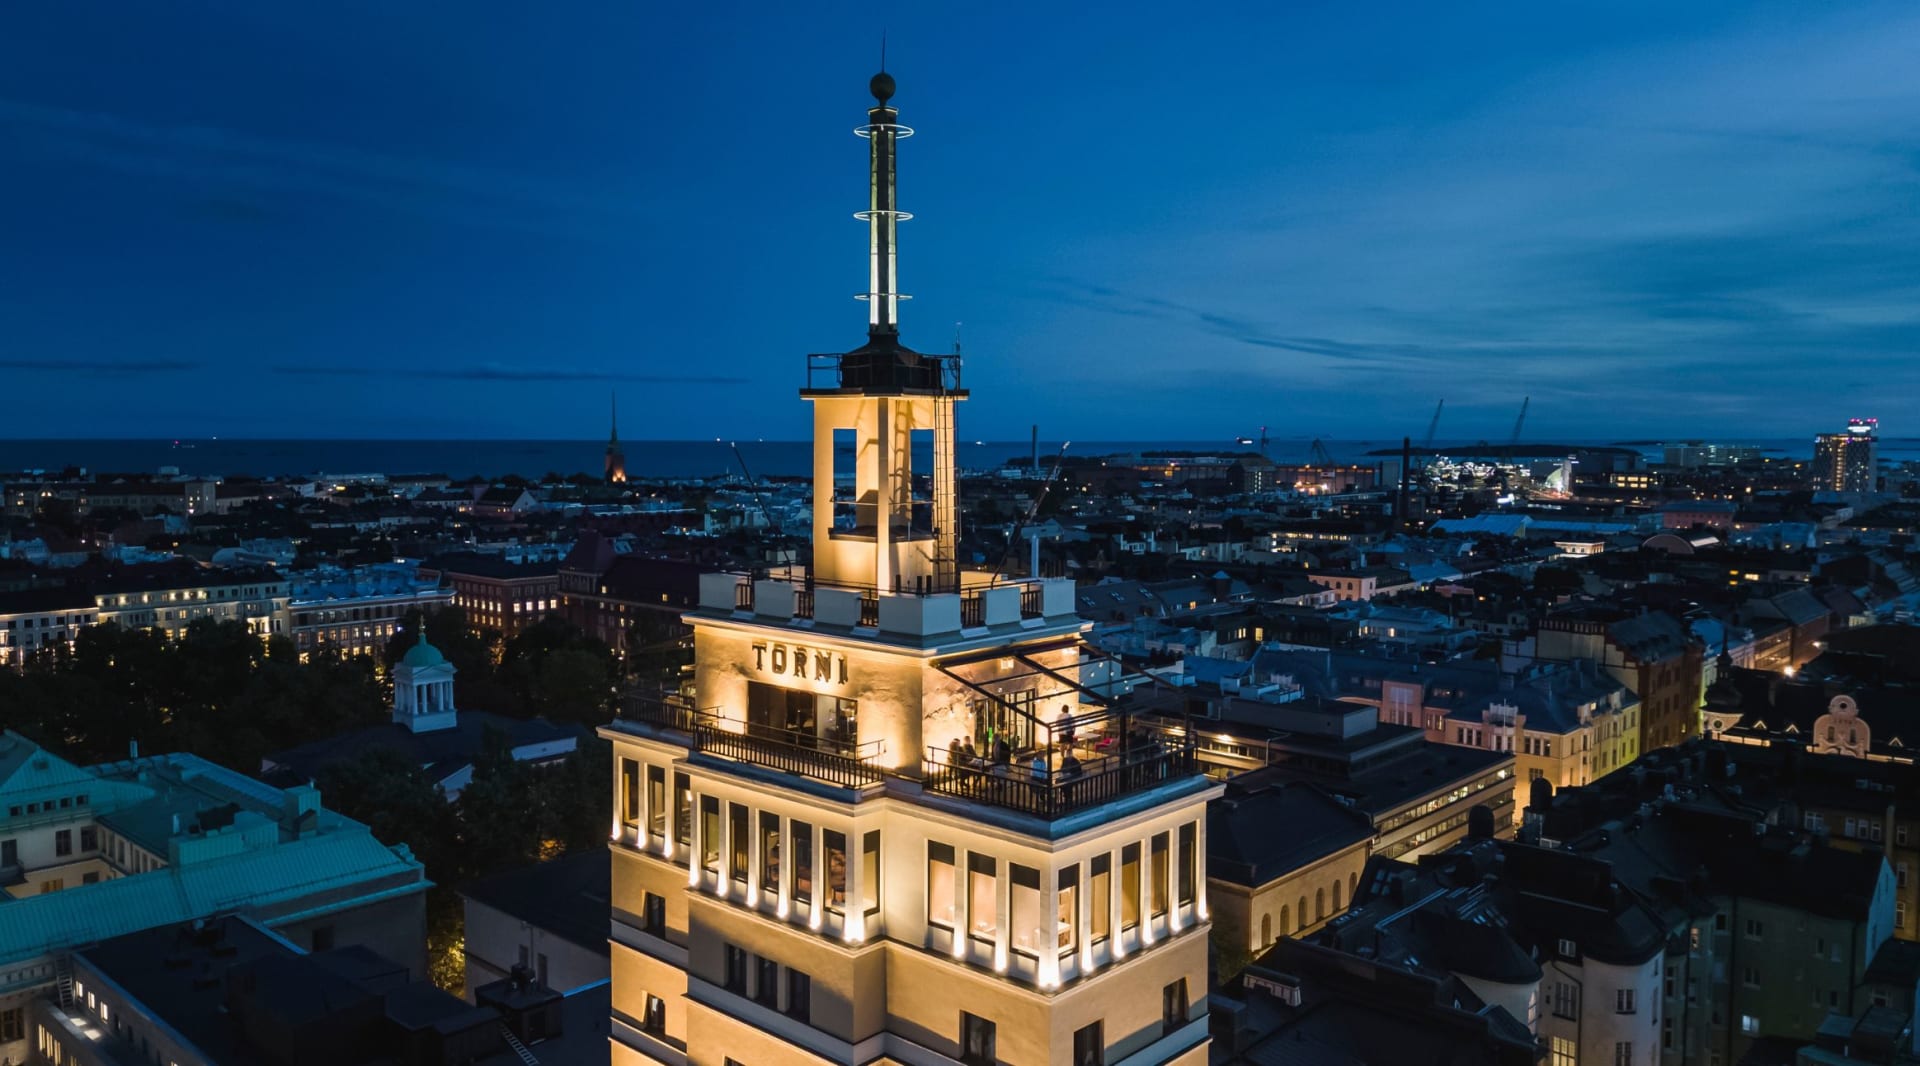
[{"xmin": 0, "ymin": 436, "xmax": 1870, "ymax": 482}]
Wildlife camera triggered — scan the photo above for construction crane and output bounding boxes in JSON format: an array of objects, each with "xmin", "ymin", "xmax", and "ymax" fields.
[
  {"xmin": 1506, "ymin": 397, "xmax": 1530, "ymax": 460},
  {"xmin": 1309, "ymin": 438, "xmax": 1336, "ymax": 466},
  {"xmin": 730, "ymin": 442, "xmax": 783, "ymax": 543},
  {"xmin": 1423, "ymin": 400, "xmax": 1445, "ymax": 449},
  {"xmin": 998, "ymin": 442, "xmax": 1070, "ymax": 580}
]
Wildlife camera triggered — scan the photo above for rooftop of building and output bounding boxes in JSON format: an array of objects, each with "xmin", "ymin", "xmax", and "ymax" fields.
[
  {"xmin": 458, "ymin": 849, "xmax": 611, "ymax": 958},
  {"xmin": 1207, "ymin": 780, "xmax": 1374, "ymax": 888},
  {"xmin": 1526, "ymin": 740, "xmax": 1890, "ymax": 924},
  {"xmin": 0, "ymin": 734, "xmax": 426, "ymax": 967},
  {"xmin": 416, "ymin": 552, "xmax": 559, "ymax": 580},
  {"xmin": 69, "ymin": 914, "xmax": 608, "ymax": 1066},
  {"xmin": 1218, "ymin": 937, "xmax": 1538, "ymax": 1066},
  {"xmin": 262, "ymin": 712, "xmax": 581, "ymax": 790}
]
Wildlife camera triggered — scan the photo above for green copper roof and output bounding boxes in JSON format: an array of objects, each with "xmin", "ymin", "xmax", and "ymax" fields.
[{"xmin": 401, "ymin": 630, "xmax": 447, "ymax": 669}]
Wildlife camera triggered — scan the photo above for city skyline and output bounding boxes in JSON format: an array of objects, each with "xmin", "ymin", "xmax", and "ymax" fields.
[{"xmin": 4, "ymin": 2, "xmax": 1918, "ymax": 441}]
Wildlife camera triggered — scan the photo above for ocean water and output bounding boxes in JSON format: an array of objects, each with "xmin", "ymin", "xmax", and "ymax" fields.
[{"xmin": 0, "ymin": 436, "xmax": 1860, "ymax": 481}]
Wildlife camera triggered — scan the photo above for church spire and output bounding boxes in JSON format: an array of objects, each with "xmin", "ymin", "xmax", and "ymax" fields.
[{"xmin": 604, "ymin": 390, "xmax": 627, "ymax": 483}]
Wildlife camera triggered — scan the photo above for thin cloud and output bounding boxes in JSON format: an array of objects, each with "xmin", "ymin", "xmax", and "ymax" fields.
[
  {"xmin": 272, "ymin": 364, "xmax": 747, "ymax": 385},
  {"xmin": 0, "ymin": 358, "xmax": 199, "ymax": 372},
  {"xmin": 0, "ymin": 98, "xmax": 655, "ymax": 241}
]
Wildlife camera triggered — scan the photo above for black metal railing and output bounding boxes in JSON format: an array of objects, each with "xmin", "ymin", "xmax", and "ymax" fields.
[
  {"xmin": 794, "ymin": 588, "xmax": 815, "ymax": 619},
  {"xmin": 922, "ymin": 743, "xmax": 1197, "ymax": 819},
  {"xmin": 694, "ymin": 719, "xmax": 885, "ymax": 789},
  {"xmin": 805, "ymin": 350, "xmax": 964, "ymax": 393},
  {"xmin": 1021, "ymin": 585, "xmax": 1045, "ymax": 619},
  {"xmin": 622, "ymin": 691, "xmax": 707, "ymax": 733},
  {"xmin": 733, "ymin": 580, "xmax": 754, "ymax": 611},
  {"xmin": 961, "ymin": 592, "xmax": 985, "ymax": 628},
  {"xmin": 859, "ymin": 593, "xmax": 880, "ymax": 627}
]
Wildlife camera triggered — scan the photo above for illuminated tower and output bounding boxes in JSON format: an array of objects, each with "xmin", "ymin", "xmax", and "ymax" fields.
[
  {"xmin": 606, "ymin": 391, "xmax": 627, "ymax": 484},
  {"xmin": 603, "ymin": 73, "xmax": 1216, "ymax": 1066},
  {"xmin": 805, "ymin": 70, "xmax": 962, "ymax": 596}
]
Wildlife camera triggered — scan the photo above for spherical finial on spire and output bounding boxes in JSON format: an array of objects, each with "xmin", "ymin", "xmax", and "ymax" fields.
[{"xmin": 870, "ymin": 71, "xmax": 895, "ymax": 105}]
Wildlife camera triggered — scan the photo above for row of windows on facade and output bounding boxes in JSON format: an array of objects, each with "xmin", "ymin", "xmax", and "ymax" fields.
[
  {"xmin": 452, "ymin": 596, "xmax": 556, "ymax": 614},
  {"xmin": 1801, "ymin": 809, "xmax": 1904, "ymax": 844},
  {"xmin": 39, "ymin": 977, "xmax": 186, "ymax": 1066},
  {"xmin": 620, "ymin": 761, "xmax": 1201, "ymax": 957},
  {"xmin": 5, "ymin": 793, "xmax": 89, "ymax": 820},
  {"xmin": 1255, "ymin": 872, "xmax": 1359, "ymax": 948},
  {"xmin": 683, "ymin": 944, "xmax": 1188, "ymax": 1066},
  {"xmin": 1373, "ymin": 770, "xmax": 1509, "ymax": 835},
  {"xmin": 623, "ymin": 763, "xmax": 877, "ymax": 920}
]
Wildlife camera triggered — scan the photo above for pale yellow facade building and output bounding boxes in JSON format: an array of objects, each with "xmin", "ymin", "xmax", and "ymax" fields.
[{"xmin": 603, "ymin": 72, "xmax": 1217, "ymax": 1066}]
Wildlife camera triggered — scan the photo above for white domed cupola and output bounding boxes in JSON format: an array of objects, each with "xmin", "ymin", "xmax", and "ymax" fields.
[{"xmin": 393, "ymin": 629, "xmax": 459, "ymax": 734}]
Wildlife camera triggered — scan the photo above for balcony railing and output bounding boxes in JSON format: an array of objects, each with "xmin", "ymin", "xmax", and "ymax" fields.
[
  {"xmin": 626, "ymin": 693, "xmax": 886, "ymax": 789},
  {"xmin": 961, "ymin": 592, "xmax": 985, "ymax": 628},
  {"xmin": 1020, "ymin": 585, "xmax": 1044, "ymax": 619},
  {"xmin": 692, "ymin": 719, "xmax": 886, "ymax": 789},
  {"xmin": 922, "ymin": 742, "xmax": 1198, "ymax": 819}
]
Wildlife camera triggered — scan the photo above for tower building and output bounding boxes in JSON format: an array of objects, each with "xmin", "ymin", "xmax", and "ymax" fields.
[
  {"xmin": 603, "ymin": 73, "xmax": 1216, "ymax": 1066},
  {"xmin": 607, "ymin": 391, "xmax": 628, "ymax": 484},
  {"xmin": 1812, "ymin": 416, "xmax": 1877, "ymax": 492}
]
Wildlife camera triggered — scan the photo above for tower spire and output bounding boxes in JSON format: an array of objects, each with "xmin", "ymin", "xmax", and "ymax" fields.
[
  {"xmin": 604, "ymin": 389, "xmax": 627, "ymax": 483},
  {"xmin": 859, "ymin": 70, "xmax": 909, "ymax": 342}
]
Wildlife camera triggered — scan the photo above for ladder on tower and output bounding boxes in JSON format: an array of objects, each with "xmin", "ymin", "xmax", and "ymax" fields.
[{"xmin": 932, "ymin": 397, "xmax": 958, "ymax": 593}]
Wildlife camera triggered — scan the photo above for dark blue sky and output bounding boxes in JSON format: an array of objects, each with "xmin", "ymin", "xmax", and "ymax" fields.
[{"xmin": 3, "ymin": 3, "xmax": 1916, "ymax": 441}]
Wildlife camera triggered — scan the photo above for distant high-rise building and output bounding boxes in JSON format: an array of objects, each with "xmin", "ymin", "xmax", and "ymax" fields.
[
  {"xmin": 1813, "ymin": 417, "xmax": 1878, "ymax": 492},
  {"xmin": 606, "ymin": 392, "xmax": 627, "ymax": 483}
]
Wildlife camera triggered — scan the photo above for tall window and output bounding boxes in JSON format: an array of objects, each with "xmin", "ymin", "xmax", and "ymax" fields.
[
  {"xmin": 928, "ymin": 842, "xmax": 957, "ymax": 927},
  {"xmin": 1058, "ymin": 866, "xmax": 1079, "ymax": 955},
  {"xmin": 760, "ymin": 812, "xmax": 781, "ymax": 896},
  {"xmin": 642, "ymin": 994, "xmax": 666, "ymax": 1033},
  {"xmin": 791, "ymin": 821, "xmax": 814, "ymax": 908},
  {"xmin": 1614, "ymin": 1041, "xmax": 1633, "ymax": 1065},
  {"xmin": 969, "ymin": 854, "xmax": 998, "ymax": 941},
  {"xmin": 1150, "ymin": 833, "xmax": 1169, "ymax": 918},
  {"xmin": 1550, "ymin": 1036, "xmax": 1576, "ymax": 1066},
  {"xmin": 730, "ymin": 804, "xmax": 750, "ymax": 885},
  {"xmin": 672, "ymin": 773, "xmax": 691, "ymax": 862},
  {"xmin": 824, "ymin": 830, "xmax": 849, "ymax": 915},
  {"xmin": 754, "ymin": 956, "xmax": 779, "ymax": 1007},
  {"xmin": 647, "ymin": 766, "xmax": 666, "ymax": 845},
  {"xmin": 787, "ymin": 969, "xmax": 811, "ymax": 1021},
  {"xmin": 862, "ymin": 831, "xmax": 881, "ymax": 917},
  {"xmin": 1011, "ymin": 865, "xmax": 1042, "ymax": 956},
  {"xmin": 621, "ymin": 759, "xmax": 641, "ymax": 829},
  {"xmin": 1073, "ymin": 1020, "xmax": 1103, "ymax": 1066},
  {"xmin": 723, "ymin": 944, "xmax": 747, "ymax": 994},
  {"xmin": 641, "ymin": 892, "xmax": 666, "ymax": 937},
  {"xmin": 1090, "ymin": 855, "xmax": 1112, "ymax": 943},
  {"xmin": 1176, "ymin": 823, "xmax": 1195, "ymax": 906},
  {"xmin": 960, "ymin": 1012, "xmax": 997, "ymax": 1066},
  {"xmin": 1162, "ymin": 978, "xmax": 1188, "ymax": 1034},
  {"xmin": 1121, "ymin": 844, "xmax": 1141, "ymax": 930},
  {"xmin": 700, "ymin": 797, "xmax": 720, "ymax": 876}
]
